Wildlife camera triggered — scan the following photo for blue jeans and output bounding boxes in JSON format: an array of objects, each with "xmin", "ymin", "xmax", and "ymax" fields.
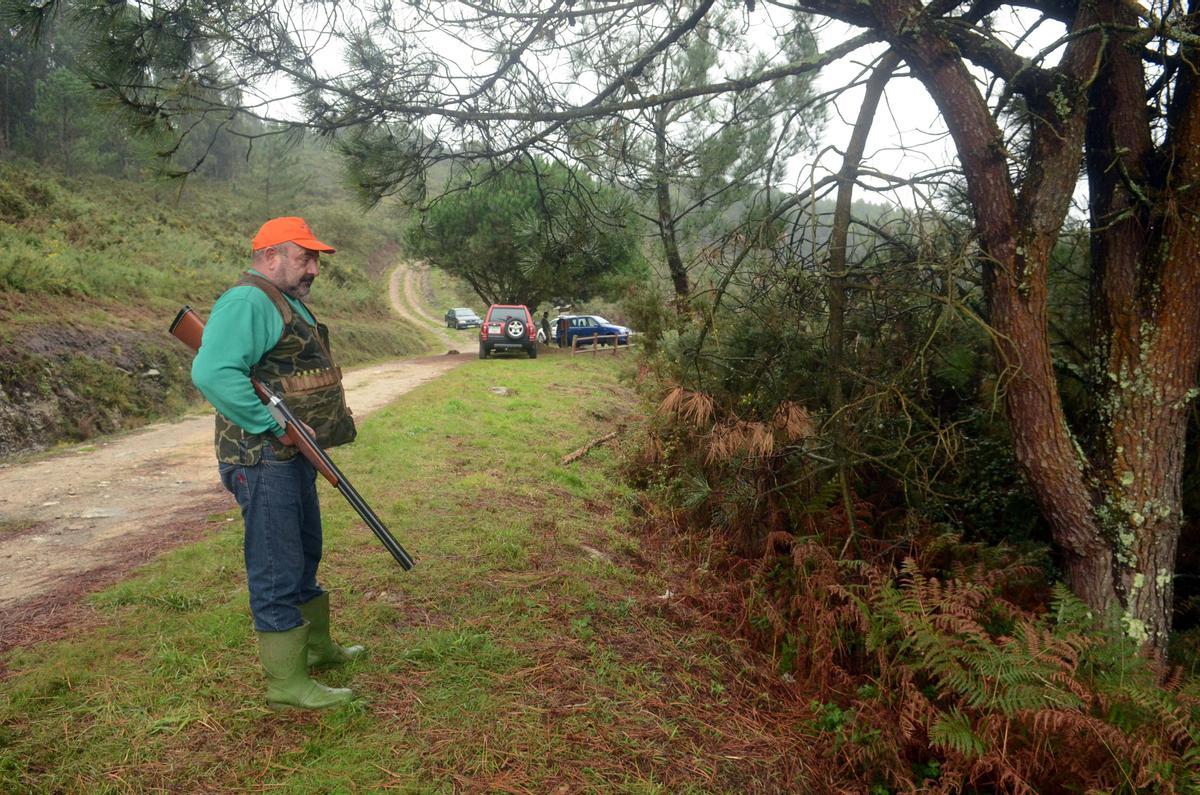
[{"xmin": 219, "ymin": 446, "xmax": 325, "ymax": 632}]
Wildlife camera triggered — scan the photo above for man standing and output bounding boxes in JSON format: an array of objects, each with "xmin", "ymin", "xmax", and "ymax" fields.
[
  {"xmin": 192, "ymin": 217, "xmax": 363, "ymax": 710},
  {"xmin": 540, "ymin": 311, "xmax": 552, "ymax": 347}
]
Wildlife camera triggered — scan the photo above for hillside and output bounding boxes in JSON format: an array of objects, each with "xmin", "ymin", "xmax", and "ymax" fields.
[{"xmin": 0, "ymin": 159, "xmax": 428, "ymax": 458}]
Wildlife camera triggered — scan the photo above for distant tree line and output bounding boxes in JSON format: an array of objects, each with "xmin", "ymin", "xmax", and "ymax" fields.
[{"xmin": 0, "ymin": 13, "xmax": 275, "ymax": 180}]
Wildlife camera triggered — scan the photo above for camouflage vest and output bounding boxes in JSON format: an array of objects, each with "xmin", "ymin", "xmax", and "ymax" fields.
[{"xmin": 214, "ymin": 273, "xmax": 356, "ymax": 465}]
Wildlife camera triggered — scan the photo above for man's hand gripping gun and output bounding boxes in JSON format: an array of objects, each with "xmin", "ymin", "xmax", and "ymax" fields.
[{"xmin": 170, "ymin": 306, "xmax": 415, "ymax": 571}]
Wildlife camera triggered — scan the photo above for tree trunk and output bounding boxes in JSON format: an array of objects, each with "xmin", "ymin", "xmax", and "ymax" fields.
[
  {"xmin": 1080, "ymin": 0, "xmax": 1200, "ymax": 648},
  {"xmin": 827, "ymin": 52, "xmax": 899, "ymax": 554},
  {"xmin": 653, "ymin": 104, "xmax": 689, "ymax": 310},
  {"xmin": 870, "ymin": 0, "xmax": 1200, "ymax": 653}
]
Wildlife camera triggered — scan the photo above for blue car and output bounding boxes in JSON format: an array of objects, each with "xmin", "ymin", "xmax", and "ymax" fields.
[
  {"xmin": 561, "ymin": 315, "xmax": 632, "ymax": 347},
  {"xmin": 445, "ymin": 307, "xmax": 482, "ymax": 329}
]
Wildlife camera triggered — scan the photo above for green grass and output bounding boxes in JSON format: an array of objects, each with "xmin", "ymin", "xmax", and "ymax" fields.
[
  {"xmin": 425, "ymin": 266, "xmax": 480, "ymax": 315},
  {"xmin": 422, "ymin": 266, "xmax": 491, "ymax": 351},
  {"xmin": 0, "ymin": 158, "xmax": 424, "ymax": 362},
  {"xmin": 0, "ymin": 355, "xmax": 807, "ymax": 792}
]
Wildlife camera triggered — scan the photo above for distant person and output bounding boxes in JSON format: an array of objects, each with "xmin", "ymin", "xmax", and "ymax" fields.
[
  {"xmin": 191, "ymin": 217, "xmax": 363, "ymax": 710},
  {"xmin": 541, "ymin": 311, "xmax": 551, "ymax": 347}
]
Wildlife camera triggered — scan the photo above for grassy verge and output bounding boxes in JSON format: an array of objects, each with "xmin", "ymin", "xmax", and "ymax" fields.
[
  {"xmin": 422, "ymin": 265, "xmax": 490, "ymax": 352},
  {"xmin": 0, "ymin": 354, "xmax": 810, "ymax": 792},
  {"xmin": 425, "ymin": 266, "xmax": 480, "ymax": 315}
]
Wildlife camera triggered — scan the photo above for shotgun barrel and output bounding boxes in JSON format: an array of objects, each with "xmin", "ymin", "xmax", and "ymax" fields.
[{"xmin": 170, "ymin": 305, "xmax": 415, "ymax": 571}]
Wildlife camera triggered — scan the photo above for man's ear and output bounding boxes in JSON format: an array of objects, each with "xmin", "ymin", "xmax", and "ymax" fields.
[{"xmin": 259, "ymin": 245, "xmax": 280, "ymax": 271}]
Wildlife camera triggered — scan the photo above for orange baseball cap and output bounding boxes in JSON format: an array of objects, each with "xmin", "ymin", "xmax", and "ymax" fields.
[{"xmin": 251, "ymin": 216, "xmax": 336, "ymax": 253}]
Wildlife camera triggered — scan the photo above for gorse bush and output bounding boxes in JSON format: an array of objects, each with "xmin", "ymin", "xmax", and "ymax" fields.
[{"xmin": 628, "ymin": 202, "xmax": 1047, "ymax": 551}]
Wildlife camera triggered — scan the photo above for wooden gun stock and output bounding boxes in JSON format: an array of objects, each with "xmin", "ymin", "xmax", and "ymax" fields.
[
  {"xmin": 168, "ymin": 305, "xmax": 205, "ymax": 352},
  {"xmin": 169, "ymin": 305, "xmax": 415, "ymax": 570}
]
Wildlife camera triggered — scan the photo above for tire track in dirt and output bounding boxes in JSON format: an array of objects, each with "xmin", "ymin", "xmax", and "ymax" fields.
[
  {"xmin": 389, "ymin": 260, "xmax": 455, "ymax": 350},
  {"xmin": 0, "ymin": 268, "xmax": 470, "ymax": 652}
]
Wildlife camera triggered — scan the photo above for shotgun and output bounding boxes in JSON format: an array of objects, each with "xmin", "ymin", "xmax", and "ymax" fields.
[{"xmin": 170, "ymin": 305, "xmax": 415, "ymax": 571}]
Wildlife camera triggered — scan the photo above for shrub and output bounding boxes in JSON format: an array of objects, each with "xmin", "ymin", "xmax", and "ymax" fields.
[
  {"xmin": 629, "ymin": 379, "xmax": 1199, "ymax": 792},
  {"xmin": 0, "ymin": 162, "xmax": 57, "ymax": 223},
  {"xmin": 631, "ymin": 456, "xmax": 1200, "ymax": 792}
]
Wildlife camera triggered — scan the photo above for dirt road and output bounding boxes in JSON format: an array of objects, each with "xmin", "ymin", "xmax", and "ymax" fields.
[
  {"xmin": 389, "ymin": 260, "xmax": 457, "ymax": 350},
  {"xmin": 0, "ymin": 263, "xmax": 465, "ymax": 649}
]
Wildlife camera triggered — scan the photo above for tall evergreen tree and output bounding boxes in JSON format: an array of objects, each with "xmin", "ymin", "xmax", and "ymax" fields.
[{"xmin": 406, "ymin": 161, "xmax": 643, "ymax": 309}]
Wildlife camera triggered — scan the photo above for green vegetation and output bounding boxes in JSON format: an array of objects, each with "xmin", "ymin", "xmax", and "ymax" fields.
[
  {"xmin": 0, "ymin": 158, "xmax": 402, "ymax": 313},
  {"xmin": 616, "ymin": 201, "xmax": 1200, "ymax": 788},
  {"xmin": 0, "ymin": 356, "xmax": 811, "ymax": 791},
  {"xmin": 631, "ymin": 356, "xmax": 1200, "ymax": 790},
  {"xmin": 2, "ymin": 3, "xmax": 1198, "ymax": 787},
  {"xmin": 0, "ymin": 156, "xmax": 425, "ymax": 456},
  {"xmin": 426, "ymin": 266, "xmax": 480, "ymax": 314},
  {"xmin": 405, "ymin": 162, "xmax": 646, "ymax": 309}
]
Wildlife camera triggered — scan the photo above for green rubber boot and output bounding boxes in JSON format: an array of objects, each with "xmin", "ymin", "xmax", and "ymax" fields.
[
  {"xmin": 299, "ymin": 593, "xmax": 366, "ymax": 669},
  {"xmin": 257, "ymin": 622, "xmax": 354, "ymax": 710}
]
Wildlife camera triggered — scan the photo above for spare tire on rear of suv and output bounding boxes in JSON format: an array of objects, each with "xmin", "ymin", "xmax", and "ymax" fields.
[{"xmin": 504, "ymin": 319, "xmax": 526, "ymax": 340}]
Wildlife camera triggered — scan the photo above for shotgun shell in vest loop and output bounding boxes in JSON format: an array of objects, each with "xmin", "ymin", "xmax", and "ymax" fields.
[{"xmin": 280, "ymin": 367, "xmax": 342, "ymax": 394}]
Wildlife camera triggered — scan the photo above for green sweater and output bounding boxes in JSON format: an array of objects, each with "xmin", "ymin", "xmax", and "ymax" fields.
[{"xmin": 191, "ymin": 270, "xmax": 317, "ymax": 438}]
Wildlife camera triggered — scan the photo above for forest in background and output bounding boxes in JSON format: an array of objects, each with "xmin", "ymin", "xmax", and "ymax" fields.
[{"xmin": 2, "ymin": 0, "xmax": 1200, "ymax": 790}]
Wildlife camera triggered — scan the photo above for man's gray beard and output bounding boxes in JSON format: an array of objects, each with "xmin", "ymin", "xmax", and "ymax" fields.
[{"xmin": 288, "ymin": 281, "xmax": 314, "ymax": 299}]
